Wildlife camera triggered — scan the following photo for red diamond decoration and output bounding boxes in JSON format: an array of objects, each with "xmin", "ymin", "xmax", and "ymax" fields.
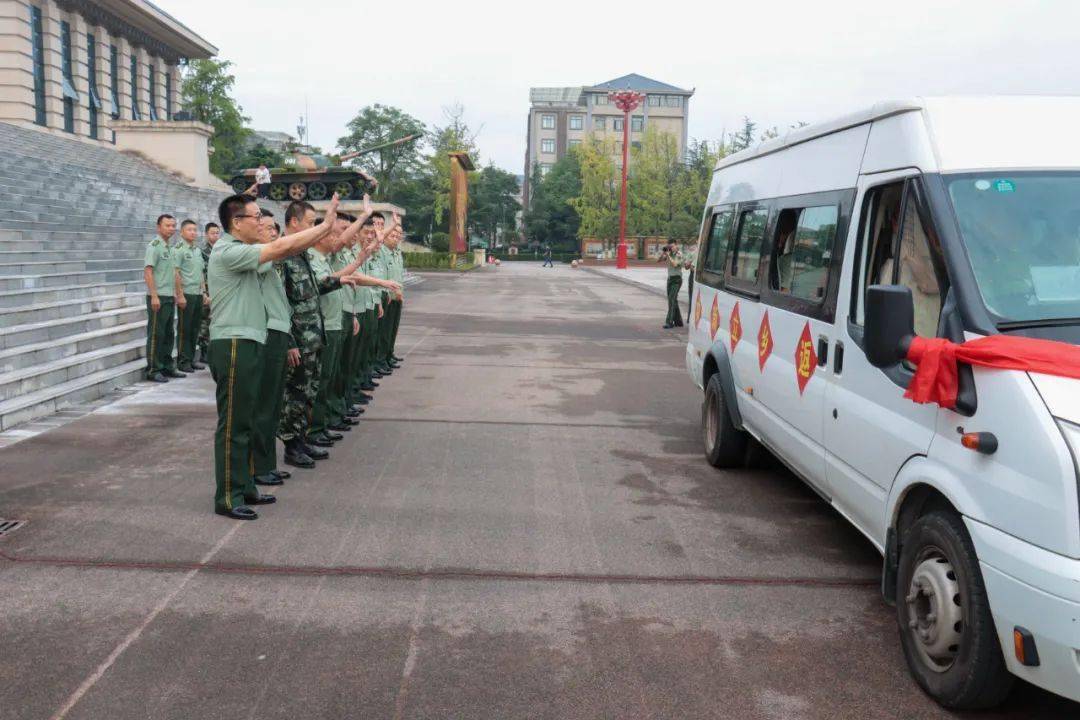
[
  {"xmin": 795, "ymin": 321, "xmax": 818, "ymax": 395},
  {"xmin": 729, "ymin": 301, "xmax": 742, "ymax": 352},
  {"xmin": 694, "ymin": 290, "xmax": 703, "ymax": 328},
  {"xmin": 757, "ymin": 311, "xmax": 773, "ymax": 371},
  {"xmin": 709, "ymin": 295, "xmax": 721, "ymax": 340}
]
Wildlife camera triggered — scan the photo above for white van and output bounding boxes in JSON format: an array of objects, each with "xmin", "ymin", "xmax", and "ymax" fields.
[{"xmin": 687, "ymin": 97, "xmax": 1080, "ymax": 709}]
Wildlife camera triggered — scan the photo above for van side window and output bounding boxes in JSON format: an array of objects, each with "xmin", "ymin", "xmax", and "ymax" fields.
[
  {"xmin": 703, "ymin": 210, "xmax": 735, "ymax": 274},
  {"xmin": 894, "ymin": 198, "xmax": 943, "ymax": 338},
  {"xmin": 730, "ymin": 208, "xmax": 767, "ymax": 284},
  {"xmin": 854, "ymin": 182, "xmax": 903, "ymax": 325},
  {"xmin": 770, "ymin": 205, "xmax": 839, "ymax": 301}
]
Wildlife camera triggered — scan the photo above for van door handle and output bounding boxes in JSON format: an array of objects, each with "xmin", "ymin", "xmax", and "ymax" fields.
[
  {"xmin": 834, "ymin": 341, "xmax": 845, "ymax": 375},
  {"xmin": 817, "ymin": 336, "xmax": 828, "ymax": 367}
]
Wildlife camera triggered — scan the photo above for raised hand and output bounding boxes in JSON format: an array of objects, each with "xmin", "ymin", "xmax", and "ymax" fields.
[
  {"xmin": 325, "ymin": 193, "xmax": 341, "ymax": 226},
  {"xmin": 362, "ymin": 194, "xmax": 372, "ymax": 216}
]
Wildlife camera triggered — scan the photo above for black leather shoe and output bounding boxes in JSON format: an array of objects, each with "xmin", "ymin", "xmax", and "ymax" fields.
[
  {"xmin": 355, "ymin": 395, "xmax": 371, "ymax": 404},
  {"xmin": 215, "ymin": 505, "xmax": 258, "ymax": 520},
  {"xmin": 360, "ymin": 382, "xmax": 376, "ymax": 391},
  {"xmin": 342, "ymin": 416, "xmax": 360, "ymax": 425},
  {"xmin": 345, "ymin": 409, "xmax": 361, "ymax": 418},
  {"xmin": 271, "ymin": 469, "xmax": 291, "ymax": 480},
  {"xmin": 254, "ymin": 473, "xmax": 284, "ymax": 486},
  {"xmin": 325, "ymin": 429, "xmax": 345, "ymax": 439},
  {"xmin": 386, "ymin": 361, "xmax": 401, "ymax": 369},
  {"xmin": 246, "ymin": 493, "xmax": 277, "ymax": 505},
  {"xmin": 178, "ymin": 364, "xmax": 196, "ymax": 373},
  {"xmin": 392, "ymin": 355, "xmax": 404, "ymax": 363},
  {"xmin": 302, "ymin": 442, "xmax": 328, "ymax": 460},
  {"xmin": 147, "ymin": 372, "xmax": 169, "ymax": 383},
  {"xmin": 371, "ymin": 370, "xmax": 385, "ymax": 379},
  {"xmin": 284, "ymin": 450, "xmax": 315, "ymax": 468},
  {"xmin": 309, "ymin": 433, "xmax": 335, "ymax": 447},
  {"xmin": 164, "ymin": 369, "xmax": 187, "ymax": 378},
  {"xmin": 329, "ymin": 422, "xmax": 352, "ymax": 432},
  {"xmin": 192, "ymin": 361, "xmax": 207, "ymax": 370},
  {"xmin": 663, "ymin": 323, "xmax": 674, "ymax": 329}
]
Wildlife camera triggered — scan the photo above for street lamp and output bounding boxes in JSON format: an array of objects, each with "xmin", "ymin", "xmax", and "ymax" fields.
[{"xmin": 610, "ymin": 90, "xmax": 644, "ymax": 270}]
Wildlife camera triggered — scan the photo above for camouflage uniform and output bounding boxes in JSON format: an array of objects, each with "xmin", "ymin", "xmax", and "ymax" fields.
[
  {"xmin": 278, "ymin": 249, "xmax": 341, "ymax": 442},
  {"xmin": 197, "ymin": 243, "xmax": 212, "ymax": 361}
]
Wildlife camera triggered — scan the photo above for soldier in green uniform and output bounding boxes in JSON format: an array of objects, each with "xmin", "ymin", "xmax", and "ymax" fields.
[
  {"xmin": 208, "ymin": 193, "xmax": 339, "ymax": 520},
  {"xmin": 173, "ymin": 219, "xmax": 206, "ymax": 373},
  {"xmin": 372, "ymin": 218, "xmax": 405, "ymax": 376},
  {"xmin": 659, "ymin": 243, "xmax": 685, "ymax": 329},
  {"xmin": 359, "ymin": 221, "xmax": 386, "ymax": 389},
  {"xmin": 384, "ymin": 225, "xmax": 407, "ymax": 367},
  {"xmin": 196, "ymin": 222, "xmax": 220, "ymax": 365},
  {"xmin": 143, "ymin": 214, "xmax": 185, "ymax": 383}
]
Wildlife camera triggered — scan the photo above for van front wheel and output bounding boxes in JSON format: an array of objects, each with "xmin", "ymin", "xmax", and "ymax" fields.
[
  {"xmin": 896, "ymin": 510, "xmax": 1013, "ymax": 709},
  {"xmin": 702, "ymin": 374, "xmax": 747, "ymax": 468}
]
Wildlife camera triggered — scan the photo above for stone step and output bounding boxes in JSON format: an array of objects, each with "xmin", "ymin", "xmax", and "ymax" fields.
[
  {"xmin": 0, "ymin": 320, "xmax": 145, "ymax": 372},
  {"xmin": 0, "ymin": 280, "xmax": 144, "ymax": 308},
  {"xmin": 0, "ymin": 303, "xmax": 145, "ymax": 348},
  {"xmin": 0, "ymin": 268, "xmax": 142, "ymax": 292},
  {"xmin": 0, "ymin": 338, "xmax": 143, "ymax": 402},
  {"xmin": 0, "ymin": 358, "xmax": 146, "ymax": 431},
  {"xmin": 0, "ymin": 258, "xmax": 137, "ymax": 275},
  {"xmin": 0, "ymin": 249, "xmax": 140, "ymax": 263},
  {"xmin": 0, "ymin": 292, "xmax": 142, "ymax": 328}
]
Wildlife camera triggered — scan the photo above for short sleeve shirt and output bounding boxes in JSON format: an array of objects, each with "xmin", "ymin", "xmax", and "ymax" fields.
[
  {"xmin": 208, "ymin": 233, "xmax": 267, "ymax": 343},
  {"xmin": 173, "ymin": 241, "xmax": 205, "ymax": 295},
  {"xmin": 259, "ymin": 261, "xmax": 292, "ymax": 335},
  {"xmin": 307, "ymin": 248, "xmax": 343, "ymax": 331},
  {"xmin": 144, "ymin": 238, "xmax": 175, "ymax": 297},
  {"xmin": 667, "ymin": 250, "xmax": 685, "ymax": 277},
  {"xmin": 255, "ymin": 167, "xmax": 271, "ymax": 184},
  {"xmin": 331, "ymin": 246, "xmax": 357, "ymax": 314}
]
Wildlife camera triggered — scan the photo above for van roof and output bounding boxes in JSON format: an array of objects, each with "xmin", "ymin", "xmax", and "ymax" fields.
[{"xmin": 714, "ymin": 96, "xmax": 1080, "ymax": 173}]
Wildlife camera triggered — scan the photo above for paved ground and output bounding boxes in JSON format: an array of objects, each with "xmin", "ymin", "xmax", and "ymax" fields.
[
  {"xmin": 1, "ymin": 262, "xmax": 1075, "ymax": 720},
  {"xmin": 584, "ymin": 264, "xmax": 685, "ymax": 297}
]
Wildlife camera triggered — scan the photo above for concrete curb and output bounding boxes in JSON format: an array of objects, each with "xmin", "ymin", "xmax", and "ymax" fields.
[{"xmin": 579, "ymin": 265, "xmax": 666, "ymax": 297}]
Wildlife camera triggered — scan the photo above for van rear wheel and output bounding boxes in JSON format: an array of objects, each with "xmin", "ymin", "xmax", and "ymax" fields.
[
  {"xmin": 896, "ymin": 510, "xmax": 1013, "ymax": 709},
  {"xmin": 702, "ymin": 374, "xmax": 747, "ymax": 468}
]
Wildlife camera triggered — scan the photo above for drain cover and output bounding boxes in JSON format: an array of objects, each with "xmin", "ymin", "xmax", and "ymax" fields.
[{"xmin": 0, "ymin": 520, "xmax": 25, "ymax": 538}]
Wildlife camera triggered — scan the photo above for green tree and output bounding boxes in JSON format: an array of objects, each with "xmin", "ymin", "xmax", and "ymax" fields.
[
  {"xmin": 569, "ymin": 137, "xmax": 618, "ymax": 244},
  {"xmin": 470, "ymin": 164, "xmax": 520, "ymax": 246},
  {"xmin": 236, "ymin": 142, "xmax": 285, "ymax": 173},
  {"xmin": 525, "ymin": 152, "xmax": 581, "ymax": 251},
  {"xmin": 428, "ymin": 104, "xmax": 479, "ymax": 230},
  {"xmin": 730, "ymin": 116, "xmax": 757, "ymax": 153},
  {"xmin": 337, "ymin": 104, "xmax": 426, "ymax": 199},
  {"xmin": 181, "ymin": 59, "xmax": 251, "ymax": 178},
  {"xmin": 628, "ymin": 126, "xmax": 700, "ymax": 238}
]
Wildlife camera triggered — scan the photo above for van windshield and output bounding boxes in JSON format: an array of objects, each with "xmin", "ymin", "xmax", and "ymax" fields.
[{"xmin": 947, "ymin": 173, "xmax": 1080, "ymax": 324}]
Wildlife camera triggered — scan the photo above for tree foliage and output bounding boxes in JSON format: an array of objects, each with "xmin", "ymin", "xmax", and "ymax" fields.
[
  {"xmin": 525, "ymin": 152, "xmax": 582, "ymax": 251},
  {"xmin": 337, "ymin": 104, "xmax": 426, "ymax": 198},
  {"xmin": 470, "ymin": 164, "xmax": 521, "ymax": 246},
  {"xmin": 567, "ymin": 138, "xmax": 617, "ymax": 243},
  {"xmin": 181, "ymin": 59, "xmax": 251, "ymax": 178}
]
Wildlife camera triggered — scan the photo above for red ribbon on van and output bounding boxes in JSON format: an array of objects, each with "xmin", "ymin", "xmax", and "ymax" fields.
[{"xmin": 905, "ymin": 335, "xmax": 1080, "ymax": 409}]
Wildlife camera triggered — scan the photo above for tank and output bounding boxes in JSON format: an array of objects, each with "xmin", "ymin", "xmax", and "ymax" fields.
[{"xmin": 229, "ymin": 165, "xmax": 375, "ymax": 202}]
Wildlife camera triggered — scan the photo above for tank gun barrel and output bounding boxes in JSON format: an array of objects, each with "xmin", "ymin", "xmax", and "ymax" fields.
[{"xmin": 339, "ymin": 133, "xmax": 422, "ymax": 162}]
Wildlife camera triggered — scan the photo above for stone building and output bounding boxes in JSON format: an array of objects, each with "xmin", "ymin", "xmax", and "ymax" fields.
[
  {"xmin": 0, "ymin": 0, "xmax": 215, "ymax": 147},
  {"xmin": 523, "ymin": 73, "xmax": 694, "ymax": 206}
]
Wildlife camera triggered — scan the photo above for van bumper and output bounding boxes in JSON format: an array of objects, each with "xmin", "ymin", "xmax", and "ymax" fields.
[{"xmin": 965, "ymin": 517, "xmax": 1080, "ymax": 703}]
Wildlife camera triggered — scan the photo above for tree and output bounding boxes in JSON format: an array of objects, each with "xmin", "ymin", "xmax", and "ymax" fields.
[
  {"xmin": 428, "ymin": 104, "xmax": 479, "ymax": 231},
  {"xmin": 236, "ymin": 142, "xmax": 285, "ymax": 172},
  {"xmin": 470, "ymin": 164, "xmax": 520, "ymax": 247},
  {"xmin": 569, "ymin": 137, "xmax": 618, "ymax": 244},
  {"xmin": 181, "ymin": 59, "xmax": 251, "ymax": 178},
  {"xmin": 337, "ymin": 105, "xmax": 426, "ymax": 199},
  {"xmin": 730, "ymin": 116, "xmax": 757, "ymax": 153},
  {"xmin": 628, "ymin": 127, "xmax": 699, "ymax": 238},
  {"xmin": 524, "ymin": 152, "xmax": 581, "ymax": 251}
]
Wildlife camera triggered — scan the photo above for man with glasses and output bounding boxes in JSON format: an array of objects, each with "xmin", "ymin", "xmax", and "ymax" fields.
[{"xmin": 207, "ymin": 193, "xmax": 346, "ymax": 520}]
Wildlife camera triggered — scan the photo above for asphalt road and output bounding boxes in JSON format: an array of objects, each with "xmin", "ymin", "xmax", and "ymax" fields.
[{"xmin": 0, "ymin": 262, "xmax": 1075, "ymax": 720}]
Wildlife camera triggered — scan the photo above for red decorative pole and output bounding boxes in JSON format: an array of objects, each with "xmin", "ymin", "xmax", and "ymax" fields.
[{"xmin": 610, "ymin": 90, "xmax": 644, "ymax": 269}]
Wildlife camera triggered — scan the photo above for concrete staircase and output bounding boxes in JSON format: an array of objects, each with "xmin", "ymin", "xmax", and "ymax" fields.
[{"xmin": 0, "ymin": 121, "xmax": 226, "ymax": 430}]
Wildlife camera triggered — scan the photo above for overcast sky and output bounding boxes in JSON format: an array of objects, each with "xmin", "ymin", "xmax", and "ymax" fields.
[{"xmin": 157, "ymin": 0, "xmax": 1080, "ymax": 175}]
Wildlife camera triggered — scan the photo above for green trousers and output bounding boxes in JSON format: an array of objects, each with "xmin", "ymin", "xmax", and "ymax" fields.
[
  {"xmin": 210, "ymin": 338, "xmax": 261, "ymax": 513},
  {"xmin": 388, "ymin": 299, "xmax": 403, "ymax": 359},
  {"xmin": 145, "ymin": 295, "xmax": 176, "ymax": 375},
  {"xmin": 375, "ymin": 297, "xmax": 393, "ymax": 368},
  {"xmin": 176, "ymin": 293, "xmax": 203, "ymax": 368},
  {"xmin": 332, "ymin": 313, "xmax": 359, "ymax": 421},
  {"xmin": 310, "ymin": 329, "xmax": 344, "ymax": 436},
  {"xmin": 358, "ymin": 308, "xmax": 377, "ymax": 382},
  {"xmin": 252, "ymin": 329, "xmax": 289, "ymax": 475},
  {"xmin": 666, "ymin": 275, "xmax": 684, "ymax": 326}
]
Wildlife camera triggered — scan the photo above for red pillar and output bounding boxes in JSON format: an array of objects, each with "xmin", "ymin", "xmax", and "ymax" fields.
[{"xmin": 609, "ymin": 91, "xmax": 643, "ymax": 270}]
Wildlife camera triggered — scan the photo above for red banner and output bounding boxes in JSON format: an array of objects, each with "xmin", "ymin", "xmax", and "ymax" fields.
[{"xmin": 906, "ymin": 335, "xmax": 1080, "ymax": 409}]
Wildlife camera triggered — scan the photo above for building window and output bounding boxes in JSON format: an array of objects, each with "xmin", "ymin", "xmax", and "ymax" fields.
[
  {"xmin": 648, "ymin": 95, "xmax": 661, "ymax": 107},
  {"xmin": 613, "ymin": 118, "xmax": 624, "ymax": 132},
  {"xmin": 87, "ymin": 34, "xmax": 100, "ymax": 139},
  {"xmin": 569, "ymin": 114, "xmax": 583, "ymax": 131},
  {"xmin": 594, "ymin": 94, "xmax": 609, "ymax": 105},
  {"xmin": 631, "ymin": 116, "xmax": 644, "ymax": 132},
  {"xmin": 594, "ymin": 117, "xmax": 606, "ymax": 131},
  {"xmin": 109, "ymin": 46, "xmax": 120, "ymax": 119},
  {"xmin": 60, "ymin": 21, "xmax": 78, "ymax": 133},
  {"xmin": 130, "ymin": 55, "xmax": 141, "ymax": 120},
  {"xmin": 540, "ymin": 114, "xmax": 555, "ymax": 129},
  {"xmin": 148, "ymin": 64, "xmax": 158, "ymax": 121},
  {"xmin": 664, "ymin": 95, "xmax": 682, "ymax": 108},
  {"xmin": 541, "ymin": 138, "xmax": 555, "ymax": 154},
  {"xmin": 165, "ymin": 67, "xmax": 172, "ymax": 120},
  {"xmin": 30, "ymin": 6, "xmax": 46, "ymax": 126},
  {"xmin": 568, "ymin": 139, "xmax": 582, "ymax": 148}
]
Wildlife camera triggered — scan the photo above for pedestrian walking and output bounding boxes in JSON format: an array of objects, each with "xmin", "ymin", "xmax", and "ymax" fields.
[
  {"xmin": 144, "ymin": 214, "xmax": 185, "ymax": 382},
  {"xmin": 542, "ymin": 245, "xmax": 553, "ymax": 267},
  {"xmin": 174, "ymin": 219, "xmax": 206, "ymax": 373},
  {"xmin": 659, "ymin": 243, "xmax": 685, "ymax": 329},
  {"xmin": 207, "ymin": 193, "xmax": 339, "ymax": 520}
]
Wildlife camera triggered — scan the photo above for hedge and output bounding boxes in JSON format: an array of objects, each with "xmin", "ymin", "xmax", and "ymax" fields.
[
  {"xmin": 403, "ymin": 252, "xmax": 476, "ymax": 271},
  {"xmin": 488, "ymin": 252, "xmax": 581, "ymax": 263}
]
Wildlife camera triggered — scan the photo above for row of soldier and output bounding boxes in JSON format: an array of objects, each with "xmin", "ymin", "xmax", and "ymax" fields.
[{"xmin": 143, "ymin": 192, "xmax": 407, "ymax": 519}]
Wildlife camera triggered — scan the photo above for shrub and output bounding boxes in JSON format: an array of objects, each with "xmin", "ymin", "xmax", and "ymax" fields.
[{"xmin": 430, "ymin": 232, "xmax": 450, "ymax": 252}]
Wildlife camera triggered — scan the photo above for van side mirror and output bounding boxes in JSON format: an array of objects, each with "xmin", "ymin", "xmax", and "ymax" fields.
[{"xmin": 865, "ymin": 285, "xmax": 915, "ymax": 368}]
